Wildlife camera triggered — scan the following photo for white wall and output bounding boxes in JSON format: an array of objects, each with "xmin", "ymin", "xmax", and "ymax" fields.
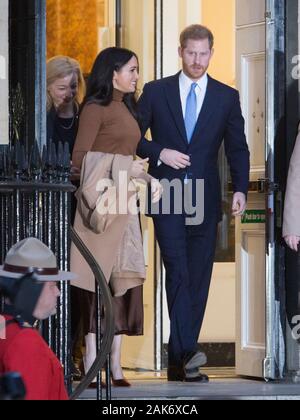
[
  {"xmin": 163, "ymin": 263, "xmax": 236, "ymax": 344},
  {"xmin": 201, "ymin": 263, "xmax": 236, "ymax": 342},
  {"xmin": 120, "ymin": 0, "xmax": 156, "ymax": 370},
  {"xmin": 0, "ymin": 0, "xmax": 8, "ymax": 145}
]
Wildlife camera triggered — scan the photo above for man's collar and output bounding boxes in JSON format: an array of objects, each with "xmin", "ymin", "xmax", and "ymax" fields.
[{"xmin": 179, "ymin": 71, "xmax": 208, "ymax": 91}]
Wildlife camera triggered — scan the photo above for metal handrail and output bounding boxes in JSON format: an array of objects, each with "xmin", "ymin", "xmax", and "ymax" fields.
[
  {"xmin": 70, "ymin": 227, "xmax": 115, "ymax": 400},
  {"xmin": 0, "ymin": 181, "xmax": 76, "ymax": 193}
]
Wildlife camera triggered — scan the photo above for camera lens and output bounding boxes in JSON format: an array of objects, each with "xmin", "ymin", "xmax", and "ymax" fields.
[{"xmin": 0, "ymin": 372, "xmax": 26, "ymax": 400}]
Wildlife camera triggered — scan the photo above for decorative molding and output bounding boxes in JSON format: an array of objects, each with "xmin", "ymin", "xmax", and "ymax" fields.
[
  {"xmin": 241, "ymin": 52, "xmax": 266, "ymax": 177},
  {"xmin": 11, "ymin": 83, "xmax": 25, "ymax": 142},
  {"xmin": 241, "ymin": 230, "xmax": 266, "ymax": 350},
  {"xmin": 236, "ymin": 22, "xmax": 265, "ymax": 30}
]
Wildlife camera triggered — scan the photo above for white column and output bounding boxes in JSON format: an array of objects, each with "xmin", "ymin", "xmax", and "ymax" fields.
[
  {"xmin": 0, "ymin": 0, "xmax": 9, "ymax": 145},
  {"xmin": 142, "ymin": 0, "xmax": 155, "ymax": 83},
  {"xmin": 162, "ymin": 0, "xmax": 180, "ymax": 77},
  {"xmin": 107, "ymin": 0, "xmax": 116, "ymax": 47},
  {"xmin": 162, "ymin": 0, "xmax": 202, "ymax": 78},
  {"xmin": 185, "ymin": 0, "xmax": 202, "ymax": 27}
]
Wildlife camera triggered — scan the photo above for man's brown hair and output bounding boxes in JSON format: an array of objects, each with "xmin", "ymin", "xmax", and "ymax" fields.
[{"xmin": 180, "ymin": 24, "xmax": 214, "ymax": 50}]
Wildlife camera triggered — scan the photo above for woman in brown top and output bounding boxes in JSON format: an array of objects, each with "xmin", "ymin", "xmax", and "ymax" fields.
[{"xmin": 72, "ymin": 47, "xmax": 160, "ymax": 386}]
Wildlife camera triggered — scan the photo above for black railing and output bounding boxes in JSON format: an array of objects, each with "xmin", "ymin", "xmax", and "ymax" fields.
[
  {"xmin": 0, "ymin": 141, "xmax": 75, "ymax": 393},
  {"xmin": 0, "ymin": 142, "xmax": 114, "ymax": 400}
]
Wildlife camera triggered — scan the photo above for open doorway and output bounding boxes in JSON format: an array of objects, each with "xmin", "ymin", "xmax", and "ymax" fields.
[
  {"xmin": 45, "ymin": 0, "xmax": 262, "ymax": 378},
  {"xmin": 45, "ymin": 0, "xmax": 291, "ymax": 385}
]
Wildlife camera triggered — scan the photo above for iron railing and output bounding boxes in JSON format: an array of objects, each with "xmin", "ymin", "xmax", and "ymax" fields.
[
  {"xmin": 0, "ymin": 142, "xmax": 114, "ymax": 400},
  {"xmin": 70, "ymin": 227, "xmax": 114, "ymax": 400}
]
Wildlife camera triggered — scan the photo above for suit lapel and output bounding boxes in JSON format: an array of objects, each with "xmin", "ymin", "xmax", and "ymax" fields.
[
  {"xmin": 164, "ymin": 74, "xmax": 220, "ymax": 146},
  {"xmin": 164, "ymin": 73, "xmax": 188, "ymax": 145},
  {"xmin": 190, "ymin": 75, "xmax": 218, "ymax": 145}
]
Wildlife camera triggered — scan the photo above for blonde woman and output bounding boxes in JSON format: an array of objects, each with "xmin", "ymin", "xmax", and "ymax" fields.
[
  {"xmin": 47, "ymin": 55, "xmax": 85, "ymax": 154},
  {"xmin": 47, "ymin": 56, "xmax": 86, "ymax": 380}
]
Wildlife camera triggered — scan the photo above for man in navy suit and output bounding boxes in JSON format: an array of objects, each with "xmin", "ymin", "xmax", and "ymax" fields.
[{"xmin": 137, "ymin": 25, "xmax": 249, "ymax": 382}]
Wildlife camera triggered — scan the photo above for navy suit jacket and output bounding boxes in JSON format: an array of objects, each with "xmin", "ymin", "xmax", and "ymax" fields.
[{"xmin": 136, "ymin": 73, "xmax": 250, "ymax": 222}]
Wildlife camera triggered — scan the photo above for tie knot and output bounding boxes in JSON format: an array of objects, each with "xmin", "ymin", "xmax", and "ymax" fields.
[{"xmin": 191, "ymin": 83, "xmax": 198, "ymax": 91}]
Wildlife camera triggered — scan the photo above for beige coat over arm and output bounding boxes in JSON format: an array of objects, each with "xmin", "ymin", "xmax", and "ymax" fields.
[{"xmin": 71, "ymin": 151, "xmax": 146, "ymax": 296}]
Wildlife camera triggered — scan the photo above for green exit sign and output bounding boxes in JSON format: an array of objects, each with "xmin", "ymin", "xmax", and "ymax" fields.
[{"xmin": 242, "ymin": 210, "xmax": 266, "ymax": 224}]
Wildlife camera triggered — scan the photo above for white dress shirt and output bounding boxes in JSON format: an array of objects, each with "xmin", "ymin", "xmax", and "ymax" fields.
[
  {"xmin": 179, "ymin": 71, "xmax": 208, "ymax": 119},
  {"xmin": 157, "ymin": 72, "xmax": 208, "ymax": 165}
]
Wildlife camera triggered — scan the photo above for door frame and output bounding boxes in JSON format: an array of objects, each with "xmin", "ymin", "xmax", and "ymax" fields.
[
  {"xmin": 9, "ymin": 0, "xmax": 46, "ymax": 150},
  {"xmin": 283, "ymin": 0, "xmax": 300, "ymax": 381},
  {"xmin": 264, "ymin": 0, "xmax": 286, "ymax": 380}
]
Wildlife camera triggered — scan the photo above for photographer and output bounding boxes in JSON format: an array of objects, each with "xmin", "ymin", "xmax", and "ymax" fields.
[{"xmin": 0, "ymin": 238, "xmax": 77, "ymax": 400}]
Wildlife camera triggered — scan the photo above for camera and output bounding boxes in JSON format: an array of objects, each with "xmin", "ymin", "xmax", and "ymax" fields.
[{"xmin": 0, "ymin": 372, "xmax": 26, "ymax": 400}]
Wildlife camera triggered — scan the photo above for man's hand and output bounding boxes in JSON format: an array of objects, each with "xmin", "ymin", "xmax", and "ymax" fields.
[
  {"xmin": 232, "ymin": 192, "xmax": 247, "ymax": 217},
  {"xmin": 159, "ymin": 149, "xmax": 191, "ymax": 170},
  {"xmin": 284, "ymin": 235, "xmax": 300, "ymax": 252}
]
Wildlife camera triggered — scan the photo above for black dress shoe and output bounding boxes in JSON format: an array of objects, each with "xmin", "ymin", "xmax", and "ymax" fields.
[
  {"xmin": 185, "ymin": 373, "xmax": 209, "ymax": 383},
  {"xmin": 168, "ymin": 366, "xmax": 209, "ymax": 383},
  {"xmin": 167, "ymin": 365, "xmax": 185, "ymax": 381}
]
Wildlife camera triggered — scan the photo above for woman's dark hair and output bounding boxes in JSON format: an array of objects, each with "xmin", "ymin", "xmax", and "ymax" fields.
[{"xmin": 83, "ymin": 47, "xmax": 139, "ymax": 122}]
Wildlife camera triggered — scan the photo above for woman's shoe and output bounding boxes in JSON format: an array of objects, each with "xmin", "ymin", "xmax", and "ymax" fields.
[
  {"xmin": 111, "ymin": 377, "xmax": 131, "ymax": 387},
  {"xmin": 88, "ymin": 380, "xmax": 106, "ymax": 389},
  {"xmin": 72, "ymin": 365, "xmax": 83, "ymax": 382}
]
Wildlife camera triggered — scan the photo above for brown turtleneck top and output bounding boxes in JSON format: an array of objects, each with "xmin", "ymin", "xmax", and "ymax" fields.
[{"xmin": 72, "ymin": 89, "xmax": 141, "ymax": 169}]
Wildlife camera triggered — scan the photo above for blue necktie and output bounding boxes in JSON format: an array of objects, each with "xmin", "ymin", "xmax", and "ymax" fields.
[{"xmin": 184, "ymin": 83, "xmax": 198, "ymax": 143}]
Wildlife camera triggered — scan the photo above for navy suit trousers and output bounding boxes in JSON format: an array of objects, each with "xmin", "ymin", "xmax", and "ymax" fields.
[{"xmin": 153, "ymin": 214, "xmax": 218, "ymax": 366}]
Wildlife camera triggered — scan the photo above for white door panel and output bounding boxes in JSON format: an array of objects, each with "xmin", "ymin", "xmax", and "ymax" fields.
[
  {"xmin": 236, "ymin": 0, "xmax": 265, "ymax": 26},
  {"xmin": 236, "ymin": 23, "xmax": 266, "ymax": 180},
  {"xmin": 241, "ymin": 52, "xmax": 266, "ymax": 179}
]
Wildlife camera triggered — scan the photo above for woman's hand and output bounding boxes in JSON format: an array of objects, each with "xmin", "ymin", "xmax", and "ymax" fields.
[
  {"xmin": 130, "ymin": 158, "xmax": 149, "ymax": 178},
  {"xmin": 284, "ymin": 235, "xmax": 300, "ymax": 252},
  {"xmin": 70, "ymin": 165, "xmax": 81, "ymax": 181},
  {"xmin": 151, "ymin": 178, "xmax": 163, "ymax": 203}
]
